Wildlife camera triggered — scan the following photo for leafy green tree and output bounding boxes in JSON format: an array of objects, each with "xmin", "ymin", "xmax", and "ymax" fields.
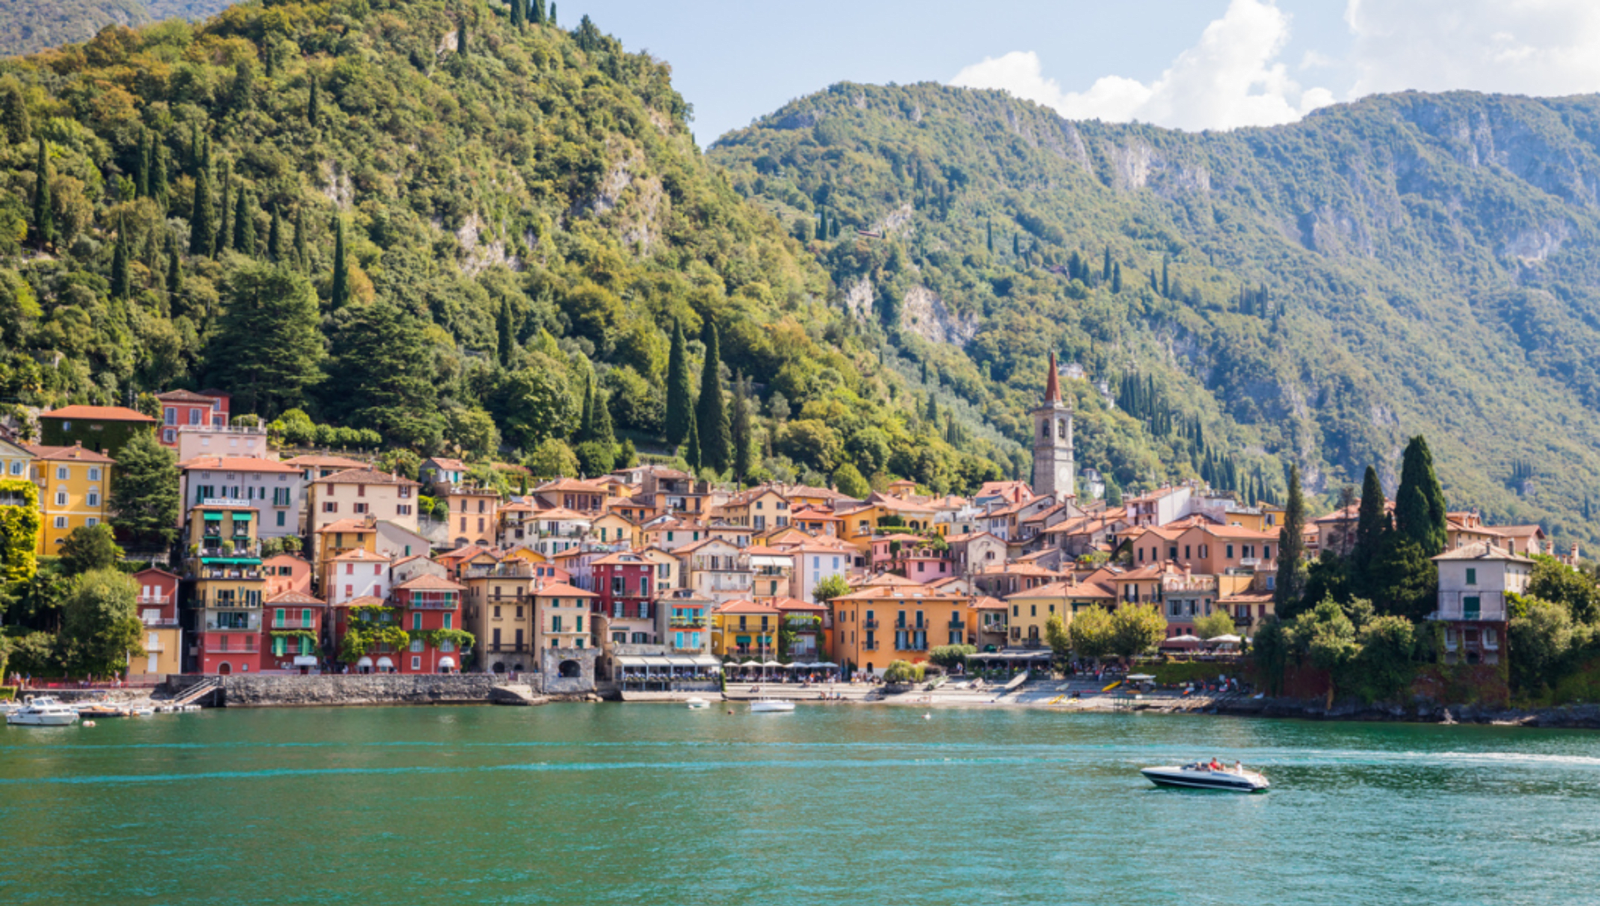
[
  {"xmin": 1067, "ymin": 605, "xmax": 1114, "ymax": 660},
  {"xmin": 730, "ymin": 371, "xmax": 754, "ymax": 482},
  {"xmin": 1366, "ymin": 528, "xmax": 1437, "ymax": 621},
  {"xmin": 0, "ymin": 78, "xmax": 30, "ymax": 144},
  {"xmin": 307, "ymin": 75, "xmax": 320, "ymax": 127},
  {"xmin": 324, "ymin": 300, "xmax": 444, "ymax": 449},
  {"xmin": 496, "ymin": 296, "xmax": 515, "ymax": 366},
  {"xmin": 31, "ymin": 138, "xmax": 51, "ymax": 249},
  {"xmin": 1250, "ymin": 618, "xmax": 1290, "ymax": 695},
  {"xmin": 1109, "ymin": 603, "xmax": 1166, "ymax": 658},
  {"xmin": 812, "ymin": 573, "xmax": 851, "ymax": 605},
  {"xmin": 684, "ymin": 403, "xmax": 701, "ymax": 471},
  {"xmin": 150, "ymin": 141, "xmax": 169, "ymax": 208},
  {"xmin": 233, "ymin": 187, "xmax": 256, "ymax": 256},
  {"xmin": 59, "ymin": 524, "xmax": 123, "ymax": 576},
  {"xmin": 1291, "ymin": 598, "xmax": 1359, "ymax": 707},
  {"xmin": 1194, "ymin": 609, "xmax": 1236, "ymax": 640},
  {"xmin": 108, "ymin": 430, "xmax": 179, "ymax": 545},
  {"xmin": 510, "ymin": 0, "xmax": 525, "ymax": 28},
  {"xmin": 1354, "ymin": 615, "xmax": 1416, "ymax": 702},
  {"xmin": 329, "ymin": 215, "xmax": 350, "ymax": 309},
  {"xmin": 524, "ymin": 437, "xmax": 579, "ymax": 478},
  {"xmin": 575, "ymin": 440, "xmax": 614, "ymax": 477},
  {"xmin": 1527, "ymin": 557, "xmax": 1600, "ymax": 625},
  {"xmin": 267, "ymin": 203, "xmax": 284, "ymax": 262},
  {"xmin": 447, "ymin": 407, "xmax": 501, "ymax": 460},
  {"xmin": 664, "ymin": 320, "xmax": 693, "ymax": 447},
  {"xmin": 1275, "ymin": 465, "xmax": 1306, "ymax": 613},
  {"xmin": 883, "ymin": 660, "xmax": 923, "ymax": 684},
  {"xmin": 1508, "ymin": 597, "xmax": 1574, "ymax": 693},
  {"xmin": 60, "ymin": 569, "xmax": 143, "ymax": 677},
  {"xmin": 831, "ymin": 462, "xmax": 870, "ymax": 498},
  {"xmin": 494, "ymin": 360, "xmax": 578, "ymax": 449},
  {"xmin": 1394, "ymin": 436, "xmax": 1447, "ymax": 556},
  {"xmin": 696, "ymin": 321, "xmax": 731, "ymax": 472},
  {"xmin": 110, "ymin": 228, "xmax": 130, "ymax": 300},
  {"xmin": 532, "ymin": 0, "xmax": 546, "ymax": 24},
  {"xmin": 215, "ymin": 159, "xmax": 232, "ymax": 256},
  {"xmin": 205, "ymin": 261, "xmax": 325, "ymax": 416},
  {"xmin": 1351, "ymin": 465, "xmax": 1387, "ymax": 578},
  {"xmin": 1044, "ymin": 612, "xmax": 1071, "ymax": 665},
  {"xmin": 293, "ymin": 204, "xmax": 308, "ymax": 270},
  {"xmin": 929, "ymin": 644, "xmax": 975, "ymax": 669}
]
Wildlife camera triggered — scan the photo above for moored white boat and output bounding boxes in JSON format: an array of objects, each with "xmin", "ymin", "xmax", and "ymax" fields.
[
  {"xmin": 685, "ymin": 697, "xmax": 710, "ymax": 709},
  {"xmin": 7, "ymin": 696, "xmax": 81, "ymax": 727},
  {"xmin": 1141, "ymin": 763, "xmax": 1269, "ymax": 792},
  {"xmin": 749, "ymin": 699, "xmax": 795, "ymax": 713}
]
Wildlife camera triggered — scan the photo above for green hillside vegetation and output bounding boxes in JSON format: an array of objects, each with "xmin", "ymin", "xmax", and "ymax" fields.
[
  {"xmin": 710, "ymin": 82, "xmax": 1600, "ymax": 540},
  {"xmin": 0, "ymin": 3, "xmax": 1002, "ymax": 493},
  {"xmin": 0, "ymin": 0, "xmax": 233, "ymax": 59}
]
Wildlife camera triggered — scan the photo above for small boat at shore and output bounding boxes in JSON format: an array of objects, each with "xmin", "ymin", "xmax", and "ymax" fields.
[
  {"xmin": 1141, "ymin": 763, "xmax": 1269, "ymax": 792},
  {"xmin": 685, "ymin": 697, "xmax": 710, "ymax": 709},
  {"xmin": 7, "ymin": 696, "xmax": 81, "ymax": 727},
  {"xmin": 749, "ymin": 699, "xmax": 795, "ymax": 713}
]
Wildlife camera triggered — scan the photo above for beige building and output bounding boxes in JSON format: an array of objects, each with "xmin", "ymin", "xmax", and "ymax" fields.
[{"xmin": 306, "ymin": 468, "xmax": 421, "ymax": 536}]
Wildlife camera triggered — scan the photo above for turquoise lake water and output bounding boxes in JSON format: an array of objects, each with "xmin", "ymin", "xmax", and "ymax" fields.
[{"xmin": 2, "ymin": 703, "xmax": 1597, "ymax": 905}]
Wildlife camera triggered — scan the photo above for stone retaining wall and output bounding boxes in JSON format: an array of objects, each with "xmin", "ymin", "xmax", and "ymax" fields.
[{"xmin": 221, "ymin": 674, "xmax": 501, "ymax": 707}]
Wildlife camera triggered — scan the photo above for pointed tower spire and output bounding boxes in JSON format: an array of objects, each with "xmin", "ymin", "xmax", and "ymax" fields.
[{"xmin": 1045, "ymin": 351, "xmax": 1062, "ymax": 405}]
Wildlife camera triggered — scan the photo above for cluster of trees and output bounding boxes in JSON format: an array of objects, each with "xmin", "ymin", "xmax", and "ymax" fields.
[
  {"xmin": 1043, "ymin": 602, "xmax": 1169, "ymax": 662},
  {"xmin": 0, "ymin": 524, "xmax": 145, "ymax": 680}
]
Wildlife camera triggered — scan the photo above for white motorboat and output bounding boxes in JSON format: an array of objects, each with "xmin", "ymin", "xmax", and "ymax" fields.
[
  {"xmin": 7, "ymin": 696, "xmax": 81, "ymax": 727},
  {"xmin": 685, "ymin": 697, "xmax": 710, "ymax": 709},
  {"xmin": 1141, "ymin": 763, "xmax": 1269, "ymax": 792},
  {"xmin": 749, "ymin": 699, "xmax": 795, "ymax": 713}
]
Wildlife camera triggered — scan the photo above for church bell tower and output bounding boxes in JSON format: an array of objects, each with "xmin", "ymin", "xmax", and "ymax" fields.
[{"xmin": 1031, "ymin": 352, "xmax": 1075, "ymax": 500}]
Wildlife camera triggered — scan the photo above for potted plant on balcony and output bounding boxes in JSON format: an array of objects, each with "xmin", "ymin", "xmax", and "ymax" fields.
[{"xmin": 221, "ymin": 539, "xmax": 235, "ymax": 556}]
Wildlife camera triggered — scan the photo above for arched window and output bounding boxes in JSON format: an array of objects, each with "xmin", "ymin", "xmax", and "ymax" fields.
[{"xmin": 1057, "ymin": 419, "xmax": 1066, "ymax": 439}]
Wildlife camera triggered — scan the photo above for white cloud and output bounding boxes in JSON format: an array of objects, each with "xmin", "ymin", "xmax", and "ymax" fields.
[
  {"xmin": 1345, "ymin": 0, "xmax": 1600, "ymax": 99},
  {"xmin": 949, "ymin": 0, "xmax": 1334, "ymax": 131}
]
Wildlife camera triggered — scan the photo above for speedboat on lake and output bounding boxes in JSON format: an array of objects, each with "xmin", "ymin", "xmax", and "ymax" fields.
[
  {"xmin": 749, "ymin": 699, "xmax": 795, "ymax": 713},
  {"xmin": 1141, "ymin": 763, "xmax": 1269, "ymax": 792},
  {"xmin": 7, "ymin": 696, "xmax": 81, "ymax": 727}
]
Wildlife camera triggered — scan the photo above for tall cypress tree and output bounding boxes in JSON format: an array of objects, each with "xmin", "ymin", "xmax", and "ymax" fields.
[
  {"xmin": 1394, "ymin": 435, "xmax": 1447, "ymax": 556},
  {"xmin": 234, "ymin": 187, "xmax": 256, "ymax": 257},
  {"xmin": 188, "ymin": 167, "xmax": 213, "ymax": 255},
  {"xmin": 496, "ymin": 296, "xmax": 515, "ymax": 366},
  {"xmin": 695, "ymin": 321, "xmax": 731, "ymax": 473},
  {"xmin": 1111, "ymin": 261, "xmax": 1122, "ymax": 293},
  {"xmin": 510, "ymin": 0, "xmax": 525, "ymax": 27},
  {"xmin": 730, "ymin": 372, "xmax": 754, "ymax": 483},
  {"xmin": 166, "ymin": 239, "xmax": 183, "ymax": 303},
  {"xmin": 684, "ymin": 404, "xmax": 701, "ymax": 472},
  {"xmin": 329, "ymin": 215, "xmax": 350, "ymax": 308},
  {"xmin": 111, "ymin": 227, "xmax": 131, "ymax": 300},
  {"xmin": 458, "ymin": 11, "xmax": 468, "ymax": 54},
  {"xmin": 293, "ymin": 205, "xmax": 308, "ymax": 271},
  {"xmin": 1102, "ymin": 246, "xmax": 1111, "ymax": 282},
  {"xmin": 307, "ymin": 76, "xmax": 320, "ymax": 127},
  {"xmin": 151, "ymin": 141, "xmax": 169, "ymax": 209},
  {"xmin": 531, "ymin": 0, "xmax": 545, "ymax": 24},
  {"xmin": 577, "ymin": 371, "xmax": 595, "ymax": 442},
  {"xmin": 215, "ymin": 160, "xmax": 232, "ymax": 257},
  {"xmin": 136, "ymin": 131, "xmax": 151, "ymax": 198},
  {"xmin": 664, "ymin": 320, "xmax": 693, "ymax": 447},
  {"xmin": 592, "ymin": 383, "xmax": 615, "ymax": 452},
  {"xmin": 31, "ymin": 138, "xmax": 51, "ymax": 249},
  {"xmin": 1352, "ymin": 465, "xmax": 1387, "ymax": 575},
  {"xmin": 267, "ymin": 203, "xmax": 284, "ymax": 263},
  {"xmin": 1274, "ymin": 465, "xmax": 1307, "ymax": 614},
  {"xmin": 1161, "ymin": 256, "xmax": 1170, "ymax": 297}
]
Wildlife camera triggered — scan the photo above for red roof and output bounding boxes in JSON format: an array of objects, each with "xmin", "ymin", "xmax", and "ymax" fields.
[
  {"xmin": 396, "ymin": 574, "xmax": 465, "ymax": 591},
  {"xmin": 39, "ymin": 405, "xmax": 156, "ymax": 423},
  {"xmin": 178, "ymin": 455, "xmax": 300, "ymax": 473},
  {"xmin": 22, "ymin": 443, "xmax": 115, "ymax": 463},
  {"xmin": 532, "ymin": 582, "xmax": 596, "ymax": 598}
]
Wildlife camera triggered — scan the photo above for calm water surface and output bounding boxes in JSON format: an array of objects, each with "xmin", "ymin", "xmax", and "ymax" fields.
[{"xmin": 2, "ymin": 704, "xmax": 1598, "ymax": 905}]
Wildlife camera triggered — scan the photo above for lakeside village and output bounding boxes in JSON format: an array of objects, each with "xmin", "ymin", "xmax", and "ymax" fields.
[{"xmin": 0, "ymin": 355, "xmax": 1593, "ymax": 712}]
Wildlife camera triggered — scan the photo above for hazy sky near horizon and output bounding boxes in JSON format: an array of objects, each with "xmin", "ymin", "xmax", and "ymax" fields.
[{"xmin": 569, "ymin": 0, "xmax": 1600, "ymax": 145}]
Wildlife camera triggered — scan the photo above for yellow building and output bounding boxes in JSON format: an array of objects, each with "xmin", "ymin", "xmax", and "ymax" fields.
[
  {"xmin": 0, "ymin": 437, "xmax": 32, "ymax": 482},
  {"xmin": 532, "ymin": 582, "xmax": 597, "ymax": 650},
  {"xmin": 186, "ymin": 502, "xmax": 268, "ymax": 674},
  {"xmin": 828, "ymin": 584, "xmax": 971, "ymax": 674},
  {"xmin": 1002, "ymin": 580, "xmax": 1114, "ymax": 648},
  {"xmin": 312, "ymin": 517, "xmax": 379, "ymax": 574},
  {"xmin": 591, "ymin": 511, "xmax": 641, "ymax": 547},
  {"xmin": 462, "ymin": 559, "xmax": 537, "ymax": 673},
  {"xmin": 27, "ymin": 443, "xmax": 114, "ymax": 555},
  {"xmin": 709, "ymin": 598, "xmax": 780, "ymax": 659}
]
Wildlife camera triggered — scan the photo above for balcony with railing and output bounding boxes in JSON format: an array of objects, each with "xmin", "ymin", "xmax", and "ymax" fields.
[
  {"xmin": 670, "ymin": 616, "xmax": 709, "ymax": 628},
  {"xmin": 404, "ymin": 593, "xmax": 459, "ymax": 610},
  {"xmin": 205, "ymin": 615, "xmax": 262, "ymax": 631},
  {"xmin": 1431, "ymin": 591, "xmax": 1509, "ymax": 622},
  {"xmin": 862, "ymin": 618, "xmax": 879, "ymax": 629},
  {"xmin": 195, "ymin": 595, "xmax": 261, "ymax": 609},
  {"xmin": 268, "ymin": 616, "xmax": 317, "ymax": 630},
  {"xmin": 137, "ymin": 593, "xmax": 173, "ymax": 606},
  {"xmin": 193, "ymin": 565, "xmax": 264, "ymax": 580},
  {"xmin": 141, "ymin": 616, "xmax": 180, "ymax": 627},
  {"xmin": 863, "ymin": 640, "xmax": 880, "ymax": 650}
]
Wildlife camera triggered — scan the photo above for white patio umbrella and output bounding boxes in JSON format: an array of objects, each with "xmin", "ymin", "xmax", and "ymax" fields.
[
  {"xmin": 1207, "ymin": 634, "xmax": 1242, "ymax": 644},
  {"xmin": 1165, "ymin": 634, "xmax": 1202, "ymax": 643}
]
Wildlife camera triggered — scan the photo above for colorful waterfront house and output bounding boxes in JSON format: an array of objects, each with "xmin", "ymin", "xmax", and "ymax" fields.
[
  {"xmin": 418, "ymin": 457, "xmax": 468, "ymax": 488},
  {"xmin": 527, "ymin": 506, "xmax": 592, "ymax": 556},
  {"xmin": 970, "ymin": 561, "xmax": 1069, "ymax": 599},
  {"xmin": 37, "ymin": 404, "xmax": 157, "ymax": 458},
  {"xmin": 828, "ymin": 584, "xmax": 972, "ymax": 675},
  {"xmin": 177, "ymin": 455, "xmax": 305, "ymax": 539},
  {"xmin": 657, "ymin": 589, "xmax": 713, "ymax": 654},
  {"xmin": 1003, "ymin": 579, "xmax": 1114, "ymax": 648},
  {"xmin": 785, "ymin": 505, "xmax": 843, "ymax": 538},
  {"xmin": 391, "ymin": 554, "xmax": 448, "ymax": 587},
  {"xmin": 393, "ymin": 574, "xmax": 468, "ymax": 674},
  {"xmin": 373, "ymin": 519, "xmax": 431, "ymax": 561},
  {"xmin": 678, "ymin": 538, "xmax": 754, "ymax": 604},
  {"xmin": 1159, "ymin": 570, "xmax": 1222, "ymax": 642},
  {"xmin": 155, "ymin": 389, "xmax": 229, "ymax": 446},
  {"xmin": 532, "ymin": 582, "xmax": 597, "ymax": 651},
  {"xmin": 26, "ymin": 443, "xmax": 114, "ymax": 555},
  {"xmin": 745, "ymin": 544, "xmax": 794, "ymax": 601},
  {"xmin": 131, "ymin": 567, "xmax": 182, "ymax": 678},
  {"xmin": 590, "ymin": 511, "xmax": 641, "ymax": 547},
  {"xmin": 186, "ymin": 503, "xmax": 266, "ymax": 675},
  {"xmin": 173, "ymin": 422, "xmax": 268, "ymax": 462},
  {"xmin": 943, "ymin": 532, "xmax": 1007, "ymax": 577},
  {"xmin": 306, "ymin": 468, "xmax": 421, "ymax": 536},
  {"xmin": 710, "ymin": 598, "xmax": 780, "ymax": 660},
  {"xmin": 284, "ymin": 453, "xmax": 367, "ymax": 482},
  {"xmin": 1430, "ymin": 542, "xmax": 1532, "ymax": 666},
  {"xmin": 785, "ymin": 538, "xmax": 859, "ymax": 604},
  {"xmin": 718, "ymin": 485, "xmax": 791, "ymax": 532},
  {"xmin": 532, "ymin": 477, "xmax": 611, "ymax": 515},
  {"xmin": 972, "ymin": 596, "xmax": 1009, "ymax": 650},
  {"xmin": 1170, "ymin": 523, "xmax": 1278, "ymax": 576},
  {"xmin": 463, "ymin": 559, "xmax": 536, "ymax": 674},
  {"xmin": 773, "ymin": 596, "xmax": 829, "ymax": 662},
  {"xmin": 263, "ymin": 590, "xmax": 326, "ymax": 673},
  {"xmin": 592, "ymin": 550, "xmax": 658, "ymax": 619},
  {"xmin": 0, "ymin": 436, "xmax": 34, "ymax": 483},
  {"xmin": 263, "ymin": 552, "xmax": 314, "ymax": 597},
  {"xmin": 498, "ymin": 501, "xmax": 536, "ymax": 545},
  {"xmin": 329, "ymin": 595, "xmax": 393, "ymax": 673},
  {"xmin": 707, "ymin": 520, "xmax": 755, "ymax": 549},
  {"xmin": 634, "ymin": 546, "xmax": 681, "ymax": 594},
  {"xmin": 643, "ymin": 517, "xmax": 707, "ymax": 551},
  {"xmin": 443, "ymin": 484, "xmax": 501, "ymax": 548},
  {"xmin": 312, "ymin": 517, "xmax": 379, "ymax": 577},
  {"xmin": 323, "ymin": 548, "xmax": 391, "ymax": 607}
]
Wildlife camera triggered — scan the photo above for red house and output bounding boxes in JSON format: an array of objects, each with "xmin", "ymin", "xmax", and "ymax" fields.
[
  {"xmin": 156, "ymin": 389, "xmax": 230, "ymax": 447},
  {"xmin": 590, "ymin": 551, "xmax": 657, "ymax": 620},
  {"xmin": 132, "ymin": 567, "xmax": 183, "ymax": 677},
  {"xmin": 394, "ymin": 574, "xmax": 466, "ymax": 674}
]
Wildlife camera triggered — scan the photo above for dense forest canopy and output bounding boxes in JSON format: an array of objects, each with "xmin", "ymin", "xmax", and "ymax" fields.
[
  {"xmin": 0, "ymin": 0, "xmax": 1005, "ymax": 494},
  {"xmin": 710, "ymin": 81, "xmax": 1600, "ymax": 542}
]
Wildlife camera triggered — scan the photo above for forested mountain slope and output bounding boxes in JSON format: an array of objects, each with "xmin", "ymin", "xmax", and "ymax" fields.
[
  {"xmin": 0, "ymin": 3, "xmax": 1002, "ymax": 493},
  {"xmin": 0, "ymin": 0, "xmax": 233, "ymax": 58},
  {"xmin": 710, "ymin": 82, "xmax": 1600, "ymax": 543}
]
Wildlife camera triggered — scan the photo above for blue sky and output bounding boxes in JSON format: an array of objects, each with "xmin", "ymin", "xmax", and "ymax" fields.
[{"xmin": 567, "ymin": 0, "xmax": 1600, "ymax": 145}]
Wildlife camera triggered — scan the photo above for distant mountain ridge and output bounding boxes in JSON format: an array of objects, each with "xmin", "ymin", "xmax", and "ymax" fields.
[
  {"xmin": 709, "ymin": 82, "xmax": 1600, "ymax": 543},
  {"xmin": 0, "ymin": 0, "xmax": 232, "ymax": 58}
]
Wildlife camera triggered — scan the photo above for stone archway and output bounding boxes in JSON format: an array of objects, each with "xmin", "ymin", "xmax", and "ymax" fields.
[
  {"xmin": 558, "ymin": 659, "xmax": 582, "ymax": 678},
  {"xmin": 492, "ymin": 662, "xmax": 506, "ymax": 674}
]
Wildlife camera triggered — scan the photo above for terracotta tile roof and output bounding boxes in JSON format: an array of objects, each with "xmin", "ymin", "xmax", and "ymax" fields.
[
  {"xmin": 833, "ymin": 584, "xmax": 969, "ymax": 602},
  {"xmin": 178, "ymin": 455, "xmax": 300, "ymax": 473},
  {"xmin": 712, "ymin": 598, "xmax": 780, "ymax": 614},
  {"xmin": 425, "ymin": 457, "xmax": 467, "ymax": 471},
  {"xmin": 331, "ymin": 594, "xmax": 385, "ymax": 608},
  {"xmin": 532, "ymin": 582, "xmax": 596, "ymax": 598},
  {"xmin": 1006, "ymin": 580, "xmax": 1113, "ymax": 600},
  {"xmin": 39, "ymin": 405, "xmax": 156, "ymax": 423},
  {"xmin": 396, "ymin": 574, "xmax": 466, "ymax": 591},
  {"xmin": 265, "ymin": 590, "xmax": 325, "ymax": 606},
  {"xmin": 1432, "ymin": 542, "xmax": 1534, "ymax": 564},
  {"xmin": 530, "ymin": 506, "xmax": 591, "ymax": 520},
  {"xmin": 156, "ymin": 389, "xmax": 222, "ymax": 403},
  {"xmin": 331, "ymin": 548, "xmax": 389, "ymax": 563},
  {"xmin": 972, "ymin": 595, "xmax": 1007, "ymax": 610},
  {"xmin": 22, "ymin": 443, "xmax": 115, "ymax": 463},
  {"xmin": 771, "ymin": 596, "xmax": 825, "ymax": 612},
  {"xmin": 314, "ymin": 519, "xmax": 377, "ymax": 534},
  {"xmin": 312, "ymin": 468, "xmax": 420, "ymax": 487},
  {"xmin": 285, "ymin": 454, "xmax": 367, "ymax": 469}
]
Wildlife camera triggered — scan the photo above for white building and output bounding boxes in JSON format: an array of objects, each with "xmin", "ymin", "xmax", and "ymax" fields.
[
  {"xmin": 177, "ymin": 456, "xmax": 305, "ymax": 540},
  {"xmin": 1430, "ymin": 542, "xmax": 1532, "ymax": 666}
]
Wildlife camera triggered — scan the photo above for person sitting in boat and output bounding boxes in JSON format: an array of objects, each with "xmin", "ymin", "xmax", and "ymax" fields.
[
  {"xmin": 1209, "ymin": 758, "xmax": 1222, "ymax": 771},
  {"xmin": 1234, "ymin": 761, "xmax": 1243, "ymax": 773}
]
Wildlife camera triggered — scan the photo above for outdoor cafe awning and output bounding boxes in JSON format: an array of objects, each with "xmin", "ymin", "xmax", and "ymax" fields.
[
  {"xmin": 203, "ymin": 512, "xmax": 224, "ymax": 521},
  {"xmin": 233, "ymin": 512, "xmax": 252, "ymax": 521}
]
